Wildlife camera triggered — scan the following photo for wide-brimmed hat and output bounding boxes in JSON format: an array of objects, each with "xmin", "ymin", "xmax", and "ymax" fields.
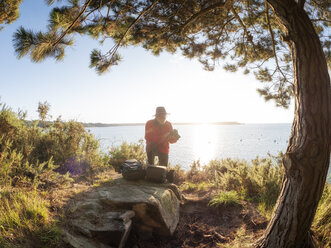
[{"xmin": 154, "ymin": 106, "xmax": 169, "ymax": 116}]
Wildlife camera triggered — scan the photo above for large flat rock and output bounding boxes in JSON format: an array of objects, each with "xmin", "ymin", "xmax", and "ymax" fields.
[
  {"xmin": 63, "ymin": 179, "xmax": 181, "ymax": 248},
  {"xmin": 97, "ymin": 183, "xmax": 180, "ymax": 235}
]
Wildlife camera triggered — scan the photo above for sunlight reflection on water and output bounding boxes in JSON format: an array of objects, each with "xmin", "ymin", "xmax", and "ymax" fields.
[{"xmin": 192, "ymin": 125, "xmax": 218, "ymax": 165}]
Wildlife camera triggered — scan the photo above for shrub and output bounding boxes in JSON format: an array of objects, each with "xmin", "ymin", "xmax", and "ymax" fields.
[
  {"xmin": 0, "ymin": 128, "xmax": 73, "ymax": 189},
  {"xmin": 186, "ymin": 160, "xmax": 210, "ymax": 183},
  {"xmin": 248, "ymin": 155, "xmax": 283, "ymax": 216},
  {"xmin": 180, "ymin": 182, "xmax": 199, "ymax": 192},
  {"xmin": 168, "ymin": 164, "xmax": 186, "ymax": 185},
  {"xmin": 184, "ymin": 154, "xmax": 284, "ymax": 217},
  {"xmin": 0, "ymin": 102, "xmax": 106, "ymax": 188},
  {"xmin": 108, "ymin": 140, "xmax": 147, "ymax": 171}
]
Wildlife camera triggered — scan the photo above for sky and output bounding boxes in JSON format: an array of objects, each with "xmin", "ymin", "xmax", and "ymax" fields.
[{"xmin": 0, "ymin": 0, "xmax": 295, "ymax": 124}]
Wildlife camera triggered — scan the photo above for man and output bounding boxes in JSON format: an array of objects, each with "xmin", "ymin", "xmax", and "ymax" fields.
[{"xmin": 145, "ymin": 106, "xmax": 179, "ymax": 167}]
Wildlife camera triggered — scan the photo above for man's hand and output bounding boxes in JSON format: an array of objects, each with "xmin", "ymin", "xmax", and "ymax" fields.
[{"xmin": 168, "ymin": 129, "xmax": 181, "ymax": 141}]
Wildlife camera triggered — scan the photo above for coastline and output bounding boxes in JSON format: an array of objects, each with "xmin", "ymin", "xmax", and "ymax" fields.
[{"xmin": 82, "ymin": 121, "xmax": 243, "ymax": 127}]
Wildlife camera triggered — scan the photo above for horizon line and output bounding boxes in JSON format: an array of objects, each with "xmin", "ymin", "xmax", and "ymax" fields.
[
  {"xmin": 81, "ymin": 121, "xmax": 292, "ymax": 127},
  {"xmin": 83, "ymin": 121, "xmax": 241, "ymax": 126}
]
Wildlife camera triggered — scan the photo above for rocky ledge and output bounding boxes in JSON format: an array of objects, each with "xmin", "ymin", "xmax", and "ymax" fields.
[{"xmin": 62, "ymin": 178, "xmax": 182, "ymax": 248}]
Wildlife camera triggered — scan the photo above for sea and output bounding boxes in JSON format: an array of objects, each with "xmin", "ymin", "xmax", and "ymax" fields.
[
  {"xmin": 88, "ymin": 123, "xmax": 294, "ymax": 170},
  {"xmin": 88, "ymin": 123, "xmax": 331, "ymax": 179}
]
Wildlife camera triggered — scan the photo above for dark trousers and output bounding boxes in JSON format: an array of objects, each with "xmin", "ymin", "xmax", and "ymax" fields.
[{"xmin": 147, "ymin": 151, "xmax": 168, "ymax": 167}]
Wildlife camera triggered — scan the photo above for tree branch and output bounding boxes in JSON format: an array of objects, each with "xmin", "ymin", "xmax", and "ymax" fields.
[
  {"xmin": 105, "ymin": 1, "xmax": 158, "ymax": 59},
  {"xmin": 180, "ymin": 0, "xmax": 229, "ymax": 33},
  {"xmin": 311, "ymin": 18, "xmax": 331, "ymax": 23},
  {"xmin": 52, "ymin": 0, "xmax": 92, "ymax": 47},
  {"xmin": 264, "ymin": 0, "xmax": 287, "ymax": 81},
  {"xmin": 81, "ymin": 7, "xmax": 99, "ymax": 24},
  {"xmin": 229, "ymin": 5, "xmax": 254, "ymax": 46}
]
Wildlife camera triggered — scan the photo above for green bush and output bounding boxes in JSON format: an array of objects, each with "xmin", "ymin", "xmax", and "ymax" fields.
[
  {"xmin": 248, "ymin": 155, "xmax": 284, "ymax": 215},
  {"xmin": 108, "ymin": 140, "xmax": 147, "ymax": 170},
  {"xmin": 184, "ymin": 154, "xmax": 284, "ymax": 217},
  {"xmin": 186, "ymin": 160, "xmax": 210, "ymax": 183},
  {"xmin": 168, "ymin": 164, "xmax": 186, "ymax": 185},
  {"xmin": 0, "ymin": 101, "xmax": 106, "ymax": 188}
]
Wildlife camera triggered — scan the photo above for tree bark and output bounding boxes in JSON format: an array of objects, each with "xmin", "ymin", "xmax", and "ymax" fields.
[{"xmin": 256, "ymin": 0, "xmax": 331, "ymax": 248}]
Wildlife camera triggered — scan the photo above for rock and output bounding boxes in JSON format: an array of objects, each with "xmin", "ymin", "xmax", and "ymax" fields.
[
  {"xmin": 63, "ymin": 179, "xmax": 181, "ymax": 248},
  {"xmin": 96, "ymin": 182, "xmax": 180, "ymax": 236},
  {"xmin": 69, "ymin": 200, "xmax": 103, "ymax": 219},
  {"xmin": 65, "ymin": 209, "xmax": 134, "ymax": 248},
  {"xmin": 63, "ymin": 231, "xmax": 113, "ymax": 248}
]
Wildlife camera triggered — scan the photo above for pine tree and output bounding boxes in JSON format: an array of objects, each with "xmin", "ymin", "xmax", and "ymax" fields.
[
  {"xmin": 0, "ymin": 0, "xmax": 23, "ymax": 31},
  {"xmin": 4, "ymin": 0, "xmax": 331, "ymax": 247}
]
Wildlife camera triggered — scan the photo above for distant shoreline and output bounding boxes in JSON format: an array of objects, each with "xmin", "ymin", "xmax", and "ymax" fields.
[{"xmin": 82, "ymin": 121, "xmax": 243, "ymax": 127}]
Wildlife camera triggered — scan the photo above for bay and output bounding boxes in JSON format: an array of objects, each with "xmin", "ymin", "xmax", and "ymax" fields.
[{"xmin": 88, "ymin": 123, "xmax": 293, "ymax": 170}]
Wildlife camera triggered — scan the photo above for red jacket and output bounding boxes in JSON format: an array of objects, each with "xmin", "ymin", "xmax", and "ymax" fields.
[{"xmin": 145, "ymin": 119, "xmax": 177, "ymax": 154}]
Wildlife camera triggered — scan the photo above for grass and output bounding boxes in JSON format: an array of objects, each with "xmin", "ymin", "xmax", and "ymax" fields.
[
  {"xmin": 0, "ymin": 188, "xmax": 50, "ymax": 232},
  {"xmin": 208, "ymin": 191, "xmax": 242, "ymax": 208},
  {"xmin": 0, "ymin": 187, "xmax": 64, "ymax": 247},
  {"xmin": 217, "ymin": 227, "xmax": 253, "ymax": 248},
  {"xmin": 312, "ymin": 182, "xmax": 331, "ymax": 247},
  {"xmin": 91, "ymin": 168, "xmax": 114, "ymax": 187},
  {"xmin": 180, "ymin": 181, "xmax": 211, "ymax": 192}
]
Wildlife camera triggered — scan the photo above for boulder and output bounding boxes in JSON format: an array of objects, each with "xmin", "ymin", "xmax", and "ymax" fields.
[
  {"xmin": 63, "ymin": 232, "xmax": 112, "ymax": 248},
  {"xmin": 97, "ymin": 183, "xmax": 180, "ymax": 236},
  {"xmin": 63, "ymin": 179, "xmax": 181, "ymax": 248},
  {"xmin": 98, "ymin": 180, "xmax": 181, "ymax": 236},
  {"xmin": 64, "ymin": 209, "xmax": 134, "ymax": 248}
]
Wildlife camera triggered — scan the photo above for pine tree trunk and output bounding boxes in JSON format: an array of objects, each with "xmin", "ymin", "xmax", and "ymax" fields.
[{"xmin": 256, "ymin": 0, "xmax": 331, "ymax": 247}]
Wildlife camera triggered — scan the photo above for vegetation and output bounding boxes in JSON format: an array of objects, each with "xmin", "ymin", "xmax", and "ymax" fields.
[
  {"xmin": 181, "ymin": 154, "xmax": 330, "ymax": 246},
  {"xmin": 0, "ymin": 101, "xmax": 109, "ymax": 247},
  {"xmin": 208, "ymin": 191, "xmax": 242, "ymax": 208},
  {"xmin": 312, "ymin": 181, "xmax": 331, "ymax": 247},
  {"xmin": 183, "ymin": 155, "xmax": 283, "ymax": 216},
  {"xmin": 0, "ymin": 0, "xmax": 22, "ymax": 31},
  {"xmin": 2, "ymin": 1, "xmax": 330, "ymax": 246},
  {"xmin": 0, "ymin": 101, "xmax": 329, "ymax": 248},
  {"xmin": 217, "ymin": 227, "xmax": 253, "ymax": 248},
  {"xmin": 107, "ymin": 139, "xmax": 147, "ymax": 171}
]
